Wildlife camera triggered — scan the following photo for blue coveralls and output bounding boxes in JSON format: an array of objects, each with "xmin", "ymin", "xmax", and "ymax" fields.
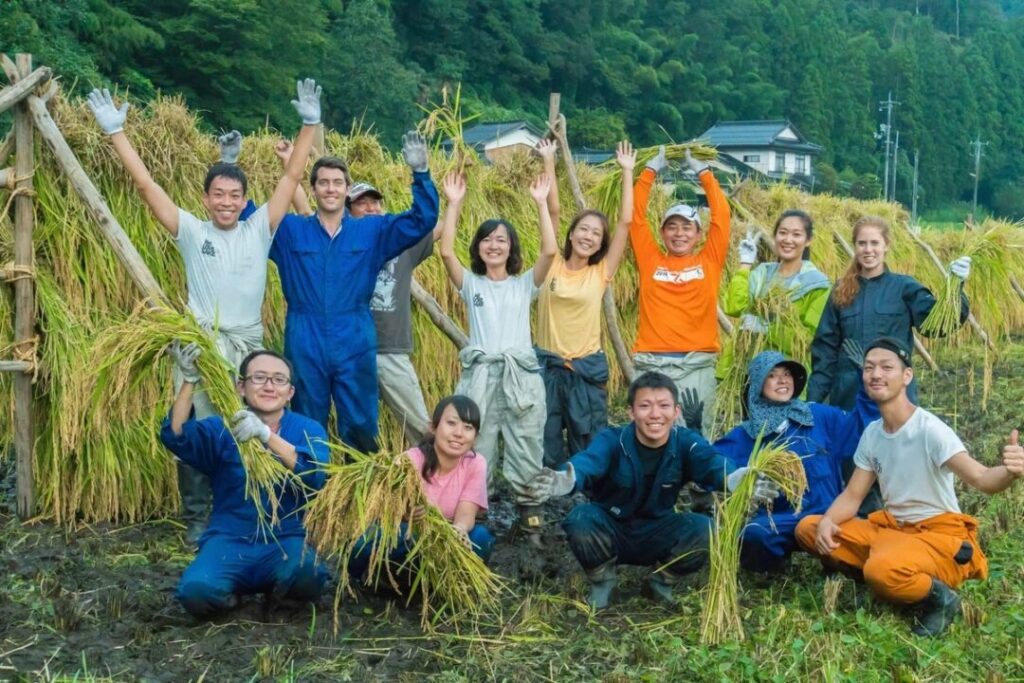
[
  {"xmin": 714, "ymin": 400, "xmax": 874, "ymax": 573},
  {"xmin": 261, "ymin": 174, "xmax": 439, "ymax": 450},
  {"xmin": 561, "ymin": 424, "xmax": 733, "ymax": 575},
  {"xmin": 159, "ymin": 410, "xmax": 330, "ymax": 618}
]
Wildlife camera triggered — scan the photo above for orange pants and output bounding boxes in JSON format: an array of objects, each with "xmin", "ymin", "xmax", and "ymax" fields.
[{"xmin": 795, "ymin": 510, "xmax": 987, "ymax": 604}]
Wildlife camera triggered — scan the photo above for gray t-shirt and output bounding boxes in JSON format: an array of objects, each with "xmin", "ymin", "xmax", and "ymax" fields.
[{"xmin": 371, "ymin": 233, "xmax": 434, "ymax": 353}]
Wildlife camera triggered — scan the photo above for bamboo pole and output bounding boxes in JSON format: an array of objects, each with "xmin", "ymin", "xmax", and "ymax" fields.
[
  {"xmin": 0, "ymin": 360, "xmax": 31, "ymax": 372},
  {"xmin": 411, "ymin": 278, "xmax": 468, "ymax": 348},
  {"xmin": 0, "ymin": 65, "xmax": 50, "ymax": 115},
  {"xmin": 547, "ymin": 94, "xmax": 635, "ymax": 382},
  {"xmin": 12, "ymin": 54, "xmax": 36, "ymax": 518},
  {"xmin": 0, "ymin": 130, "xmax": 12, "ymax": 167}
]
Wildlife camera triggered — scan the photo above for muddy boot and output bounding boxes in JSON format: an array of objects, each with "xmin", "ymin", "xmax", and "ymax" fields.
[
  {"xmin": 911, "ymin": 579, "xmax": 961, "ymax": 637},
  {"xmin": 585, "ymin": 560, "xmax": 617, "ymax": 610},
  {"xmin": 643, "ymin": 571, "xmax": 679, "ymax": 606},
  {"xmin": 518, "ymin": 505, "xmax": 545, "ymax": 550}
]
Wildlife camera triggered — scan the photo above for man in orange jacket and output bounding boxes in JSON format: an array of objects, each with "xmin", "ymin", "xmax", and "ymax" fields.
[
  {"xmin": 630, "ymin": 146, "xmax": 730, "ymax": 430},
  {"xmin": 796, "ymin": 337, "xmax": 1024, "ymax": 637}
]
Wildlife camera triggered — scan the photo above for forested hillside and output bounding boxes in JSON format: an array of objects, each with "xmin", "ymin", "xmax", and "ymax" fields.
[{"xmin": 4, "ymin": 0, "xmax": 1024, "ymax": 215}]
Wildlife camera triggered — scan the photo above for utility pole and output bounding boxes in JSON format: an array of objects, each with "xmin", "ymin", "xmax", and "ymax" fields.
[
  {"xmin": 890, "ymin": 129, "xmax": 900, "ymax": 202},
  {"xmin": 878, "ymin": 91, "xmax": 899, "ymax": 201},
  {"xmin": 911, "ymin": 150, "xmax": 920, "ymax": 227},
  {"xmin": 970, "ymin": 134, "xmax": 988, "ymax": 218},
  {"xmin": 955, "ymin": 0, "xmax": 961, "ymax": 39}
]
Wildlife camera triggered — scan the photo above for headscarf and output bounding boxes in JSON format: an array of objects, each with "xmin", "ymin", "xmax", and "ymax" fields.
[{"xmin": 740, "ymin": 351, "xmax": 814, "ymax": 439}]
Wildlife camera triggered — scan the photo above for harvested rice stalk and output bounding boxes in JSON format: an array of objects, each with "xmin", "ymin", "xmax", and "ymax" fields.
[
  {"xmin": 79, "ymin": 303, "xmax": 299, "ymax": 530},
  {"xmin": 921, "ymin": 226, "xmax": 1004, "ymax": 339},
  {"xmin": 700, "ymin": 436, "xmax": 807, "ymax": 644},
  {"xmin": 304, "ymin": 446, "xmax": 505, "ymax": 631}
]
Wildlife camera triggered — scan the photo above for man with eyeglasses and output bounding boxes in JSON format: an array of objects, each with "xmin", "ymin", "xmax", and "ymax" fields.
[{"xmin": 160, "ymin": 346, "xmax": 330, "ymax": 619}]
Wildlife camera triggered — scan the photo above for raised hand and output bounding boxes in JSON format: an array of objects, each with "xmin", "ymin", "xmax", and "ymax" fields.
[
  {"xmin": 536, "ymin": 138, "xmax": 558, "ymax": 161},
  {"xmin": 738, "ymin": 229, "xmax": 759, "ymax": 265},
  {"xmin": 218, "ymin": 130, "xmax": 242, "ymax": 164},
  {"xmin": 86, "ymin": 88, "xmax": 129, "ymax": 135},
  {"xmin": 529, "ymin": 173, "xmax": 553, "ymax": 204},
  {"xmin": 684, "ymin": 148, "xmax": 709, "ymax": 175},
  {"xmin": 401, "ymin": 131, "xmax": 429, "ymax": 173},
  {"xmin": 290, "ymin": 78, "xmax": 322, "ymax": 126},
  {"xmin": 646, "ymin": 145, "xmax": 668, "ymax": 174},
  {"xmin": 274, "ymin": 139, "xmax": 294, "ymax": 163},
  {"xmin": 1003, "ymin": 429, "xmax": 1023, "ymax": 477},
  {"xmin": 168, "ymin": 341, "xmax": 201, "ymax": 384},
  {"xmin": 442, "ymin": 172, "xmax": 467, "ymax": 204},
  {"xmin": 616, "ymin": 140, "xmax": 636, "ymax": 172}
]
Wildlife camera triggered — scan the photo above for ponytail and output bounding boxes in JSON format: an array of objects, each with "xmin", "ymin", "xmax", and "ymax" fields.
[{"xmin": 832, "ymin": 216, "xmax": 891, "ymax": 308}]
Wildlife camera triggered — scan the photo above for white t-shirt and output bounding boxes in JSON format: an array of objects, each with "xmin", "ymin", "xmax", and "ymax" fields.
[
  {"xmin": 175, "ymin": 205, "xmax": 273, "ymax": 329},
  {"xmin": 853, "ymin": 407, "xmax": 966, "ymax": 524},
  {"xmin": 459, "ymin": 268, "xmax": 538, "ymax": 353}
]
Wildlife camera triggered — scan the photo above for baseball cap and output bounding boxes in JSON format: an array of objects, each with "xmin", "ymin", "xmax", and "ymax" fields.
[
  {"xmin": 346, "ymin": 182, "xmax": 383, "ymax": 206},
  {"xmin": 864, "ymin": 336, "xmax": 912, "ymax": 367},
  {"xmin": 661, "ymin": 203, "xmax": 702, "ymax": 228}
]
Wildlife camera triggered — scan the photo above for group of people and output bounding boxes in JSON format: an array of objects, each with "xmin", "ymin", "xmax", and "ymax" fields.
[{"xmin": 85, "ymin": 79, "xmax": 1024, "ymax": 638}]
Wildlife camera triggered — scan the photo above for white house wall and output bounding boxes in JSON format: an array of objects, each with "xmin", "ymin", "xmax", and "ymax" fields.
[{"xmin": 482, "ymin": 129, "xmax": 542, "ymax": 152}]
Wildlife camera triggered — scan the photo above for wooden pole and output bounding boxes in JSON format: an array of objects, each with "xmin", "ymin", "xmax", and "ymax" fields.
[
  {"xmin": 411, "ymin": 278, "xmax": 468, "ymax": 349},
  {"xmin": 0, "ymin": 360, "xmax": 31, "ymax": 372},
  {"xmin": 12, "ymin": 54, "xmax": 36, "ymax": 519},
  {"xmin": 1010, "ymin": 276, "xmax": 1024, "ymax": 303},
  {"xmin": 0, "ymin": 130, "xmax": 13, "ymax": 167},
  {"xmin": 0, "ymin": 65, "xmax": 50, "ymax": 115}
]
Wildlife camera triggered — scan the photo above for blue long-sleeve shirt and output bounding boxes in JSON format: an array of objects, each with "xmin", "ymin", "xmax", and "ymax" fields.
[
  {"xmin": 566, "ymin": 423, "xmax": 734, "ymax": 521},
  {"xmin": 160, "ymin": 410, "xmax": 329, "ymax": 542}
]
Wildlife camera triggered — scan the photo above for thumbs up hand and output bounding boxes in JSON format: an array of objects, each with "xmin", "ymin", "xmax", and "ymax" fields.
[{"xmin": 1003, "ymin": 429, "xmax": 1024, "ymax": 477}]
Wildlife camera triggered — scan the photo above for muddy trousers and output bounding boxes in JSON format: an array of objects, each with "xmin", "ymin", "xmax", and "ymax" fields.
[
  {"xmin": 795, "ymin": 510, "xmax": 987, "ymax": 604},
  {"xmin": 632, "ymin": 352, "xmax": 717, "ymax": 432},
  {"xmin": 176, "ymin": 535, "xmax": 327, "ymax": 618},
  {"xmin": 377, "ymin": 353, "xmax": 431, "ymax": 445},
  {"xmin": 562, "ymin": 503, "xmax": 711, "ymax": 576},
  {"xmin": 348, "ymin": 523, "xmax": 495, "ymax": 579}
]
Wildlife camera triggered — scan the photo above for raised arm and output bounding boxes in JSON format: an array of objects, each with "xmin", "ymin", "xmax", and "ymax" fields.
[
  {"xmin": 603, "ymin": 140, "xmax": 636, "ymax": 277},
  {"xmin": 531, "ymin": 173, "xmax": 558, "ymax": 287},
  {"xmin": 630, "ymin": 146, "xmax": 666, "ymax": 268},
  {"xmin": 376, "ymin": 132, "xmax": 441, "ymax": 262},
  {"xmin": 274, "ymin": 140, "xmax": 313, "ymax": 216},
  {"xmin": 87, "ymin": 89, "xmax": 179, "ymax": 236},
  {"xmin": 536, "ymin": 138, "xmax": 560, "ymax": 229},
  {"xmin": 267, "ymin": 79, "xmax": 321, "ymax": 232},
  {"xmin": 691, "ymin": 151, "xmax": 731, "ymax": 266},
  {"xmin": 439, "ymin": 172, "xmax": 467, "ymax": 290}
]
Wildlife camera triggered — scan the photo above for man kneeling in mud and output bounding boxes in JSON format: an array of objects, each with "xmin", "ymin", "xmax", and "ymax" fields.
[
  {"xmin": 160, "ymin": 345, "xmax": 329, "ymax": 618},
  {"xmin": 528, "ymin": 371, "xmax": 777, "ymax": 610}
]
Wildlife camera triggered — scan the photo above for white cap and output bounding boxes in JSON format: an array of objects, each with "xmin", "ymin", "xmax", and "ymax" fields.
[{"xmin": 661, "ymin": 203, "xmax": 702, "ymax": 228}]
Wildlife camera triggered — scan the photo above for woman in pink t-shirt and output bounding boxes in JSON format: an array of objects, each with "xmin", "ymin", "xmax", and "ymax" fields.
[{"xmin": 349, "ymin": 396, "xmax": 494, "ymax": 582}]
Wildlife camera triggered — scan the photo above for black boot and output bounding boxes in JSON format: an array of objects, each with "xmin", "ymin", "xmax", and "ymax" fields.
[
  {"xmin": 911, "ymin": 579, "xmax": 961, "ymax": 637},
  {"xmin": 518, "ymin": 505, "xmax": 545, "ymax": 550}
]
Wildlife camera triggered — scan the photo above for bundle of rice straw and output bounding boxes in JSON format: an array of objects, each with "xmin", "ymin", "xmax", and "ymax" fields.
[
  {"xmin": 304, "ymin": 446, "xmax": 505, "ymax": 630},
  {"xmin": 700, "ymin": 435, "xmax": 807, "ymax": 644},
  {"xmin": 920, "ymin": 226, "xmax": 1005, "ymax": 339}
]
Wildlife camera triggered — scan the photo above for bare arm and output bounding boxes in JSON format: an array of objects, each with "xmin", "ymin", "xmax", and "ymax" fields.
[
  {"xmin": 531, "ymin": 174, "xmax": 558, "ymax": 287},
  {"xmin": 110, "ymin": 133, "xmax": 180, "ymax": 236},
  {"xmin": 452, "ymin": 500, "xmax": 480, "ymax": 534},
  {"xmin": 439, "ymin": 173, "xmax": 467, "ymax": 290},
  {"xmin": 265, "ymin": 432, "xmax": 299, "ymax": 471},
  {"xmin": 170, "ymin": 380, "xmax": 196, "ymax": 436},
  {"xmin": 945, "ymin": 431, "xmax": 1022, "ymax": 494},
  {"xmin": 814, "ymin": 467, "xmax": 876, "ymax": 554},
  {"xmin": 267, "ymin": 125, "xmax": 316, "ymax": 231},
  {"xmin": 536, "ymin": 138, "xmax": 560, "ymax": 228},
  {"xmin": 274, "ymin": 140, "xmax": 313, "ymax": 216},
  {"xmin": 603, "ymin": 140, "xmax": 636, "ymax": 277}
]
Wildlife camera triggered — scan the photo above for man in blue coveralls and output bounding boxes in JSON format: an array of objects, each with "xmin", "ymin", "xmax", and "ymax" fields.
[
  {"xmin": 269, "ymin": 134, "xmax": 439, "ymax": 451},
  {"xmin": 529, "ymin": 372, "xmax": 779, "ymax": 610},
  {"xmin": 160, "ymin": 344, "xmax": 330, "ymax": 618}
]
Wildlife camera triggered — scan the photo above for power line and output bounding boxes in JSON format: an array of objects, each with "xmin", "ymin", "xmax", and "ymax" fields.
[
  {"xmin": 969, "ymin": 134, "xmax": 988, "ymax": 219},
  {"xmin": 878, "ymin": 91, "xmax": 899, "ymax": 201}
]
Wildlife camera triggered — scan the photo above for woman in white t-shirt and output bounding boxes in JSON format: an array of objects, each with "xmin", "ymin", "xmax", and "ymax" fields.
[
  {"xmin": 439, "ymin": 171, "xmax": 557, "ymax": 547},
  {"xmin": 534, "ymin": 140, "xmax": 636, "ymax": 467}
]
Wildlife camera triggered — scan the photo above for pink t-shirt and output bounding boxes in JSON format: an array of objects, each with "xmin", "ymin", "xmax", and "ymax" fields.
[{"xmin": 405, "ymin": 447, "xmax": 489, "ymax": 521}]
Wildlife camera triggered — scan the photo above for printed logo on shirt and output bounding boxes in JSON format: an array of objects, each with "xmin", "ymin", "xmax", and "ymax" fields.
[
  {"xmin": 201, "ymin": 239, "xmax": 217, "ymax": 257},
  {"xmin": 871, "ymin": 456, "xmax": 882, "ymax": 475},
  {"xmin": 653, "ymin": 265, "xmax": 704, "ymax": 284},
  {"xmin": 370, "ymin": 258, "xmax": 398, "ymax": 312},
  {"xmin": 549, "ymin": 278, "xmax": 557, "ymax": 291},
  {"xmin": 473, "ymin": 293, "xmax": 484, "ymax": 307}
]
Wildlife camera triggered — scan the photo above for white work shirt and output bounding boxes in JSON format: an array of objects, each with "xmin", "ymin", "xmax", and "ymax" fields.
[
  {"xmin": 853, "ymin": 407, "xmax": 965, "ymax": 524},
  {"xmin": 459, "ymin": 268, "xmax": 538, "ymax": 353},
  {"xmin": 175, "ymin": 204, "xmax": 273, "ymax": 329}
]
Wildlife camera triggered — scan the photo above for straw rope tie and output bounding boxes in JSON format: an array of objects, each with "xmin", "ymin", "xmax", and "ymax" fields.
[
  {"xmin": 0, "ymin": 335, "xmax": 40, "ymax": 382},
  {"xmin": 1, "ymin": 262, "xmax": 35, "ymax": 284},
  {"xmin": 2, "ymin": 184, "xmax": 36, "ymax": 216}
]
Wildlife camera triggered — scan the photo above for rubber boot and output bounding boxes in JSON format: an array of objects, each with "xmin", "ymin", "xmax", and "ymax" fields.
[
  {"xmin": 644, "ymin": 570, "xmax": 681, "ymax": 606},
  {"xmin": 585, "ymin": 560, "xmax": 617, "ymax": 611},
  {"xmin": 518, "ymin": 505, "xmax": 545, "ymax": 550},
  {"xmin": 911, "ymin": 579, "xmax": 961, "ymax": 637}
]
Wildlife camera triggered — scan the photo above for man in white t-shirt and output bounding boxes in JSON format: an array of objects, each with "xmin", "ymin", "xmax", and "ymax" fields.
[
  {"xmin": 86, "ymin": 80, "xmax": 323, "ymax": 541},
  {"xmin": 796, "ymin": 336, "xmax": 1024, "ymax": 637}
]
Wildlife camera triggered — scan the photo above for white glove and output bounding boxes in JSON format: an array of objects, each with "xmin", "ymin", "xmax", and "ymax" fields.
[
  {"xmin": 950, "ymin": 256, "xmax": 971, "ymax": 281},
  {"xmin": 230, "ymin": 409, "xmax": 272, "ymax": 444},
  {"xmin": 86, "ymin": 88, "xmax": 129, "ymax": 135},
  {"xmin": 290, "ymin": 78, "xmax": 322, "ymax": 126},
  {"xmin": 738, "ymin": 229, "xmax": 759, "ymax": 265},
  {"xmin": 401, "ymin": 131, "xmax": 429, "ymax": 173},
  {"xmin": 218, "ymin": 130, "xmax": 242, "ymax": 164},
  {"xmin": 528, "ymin": 465, "xmax": 576, "ymax": 500},
  {"xmin": 739, "ymin": 313, "xmax": 768, "ymax": 334},
  {"xmin": 684, "ymin": 148, "xmax": 709, "ymax": 175},
  {"xmin": 646, "ymin": 145, "xmax": 668, "ymax": 174},
  {"xmin": 726, "ymin": 467, "xmax": 782, "ymax": 506},
  {"xmin": 168, "ymin": 341, "xmax": 201, "ymax": 384}
]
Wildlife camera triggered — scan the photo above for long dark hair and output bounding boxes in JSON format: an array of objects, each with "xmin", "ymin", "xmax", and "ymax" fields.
[
  {"xmin": 773, "ymin": 209, "xmax": 813, "ymax": 260},
  {"xmin": 418, "ymin": 395, "xmax": 482, "ymax": 482},
  {"xmin": 469, "ymin": 219, "xmax": 523, "ymax": 275},
  {"xmin": 562, "ymin": 209, "xmax": 610, "ymax": 265}
]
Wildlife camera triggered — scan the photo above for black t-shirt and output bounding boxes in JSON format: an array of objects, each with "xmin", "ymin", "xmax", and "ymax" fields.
[{"xmin": 635, "ymin": 437, "xmax": 667, "ymax": 499}]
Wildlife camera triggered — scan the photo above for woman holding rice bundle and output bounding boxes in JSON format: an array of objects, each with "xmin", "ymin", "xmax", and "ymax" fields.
[
  {"xmin": 533, "ymin": 139, "xmax": 636, "ymax": 467},
  {"xmin": 808, "ymin": 216, "xmax": 972, "ymax": 410},
  {"xmin": 348, "ymin": 395, "xmax": 495, "ymax": 580},
  {"xmin": 439, "ymin": 170, "xmax": 557, "ymax": 547}
]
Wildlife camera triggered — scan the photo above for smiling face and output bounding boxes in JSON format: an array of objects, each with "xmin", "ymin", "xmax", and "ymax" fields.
[
  {"xmin": 478, "ymin": 224, "xmax": 511, "ymax": 270},
  {"xmin": 628, "ymin": 387, "xmax": 681, "ymax": 447},
  {"xmin": 660, "ymin": 216, "xmax": 701, "ymax": 256},
  {"xmin": 773, "ymin": 216, "xmax": 810, "ymax": 264},
  {"xmin": 431, "ymin": 403, "xmax": 479, "ymax": 460},
  {"xmin": 568, "ymin": 214, "xmax": 606, "ymax": 260},
  {"xmin": 862, "ymin": 347, "xmax": 912, "ymax": 404},
  {"xmin": 349, "ymin": 194, "xmax": 383, "ymax": 218},
  {"xmin": 761, "ymin": 365, "xmax": 795, "ymax": 403},
  {"xmin": 854, "ymin": 225, "xmax": 889, "ymax": 276},
  {"xmin": 237, "ymin": 354, "xmax": 295, "ymax": 414},
  {"xmin": 312, "ymin": 167, "xmax": 349, "ymax": 215},
  {"xmin": 202, "ymin": 176, "xmax": 246, "ymax": 230}
]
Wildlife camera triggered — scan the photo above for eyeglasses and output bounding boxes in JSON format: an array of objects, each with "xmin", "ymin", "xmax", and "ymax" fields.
[{"xmin": 244, "ymin": 373, "xmax": 291, "ymax": 387}]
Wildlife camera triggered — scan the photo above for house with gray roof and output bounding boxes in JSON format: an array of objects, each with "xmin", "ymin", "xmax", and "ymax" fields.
[{"xmin": 698, "ymin": 120, "xmax": 824, "ymax": 188}]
